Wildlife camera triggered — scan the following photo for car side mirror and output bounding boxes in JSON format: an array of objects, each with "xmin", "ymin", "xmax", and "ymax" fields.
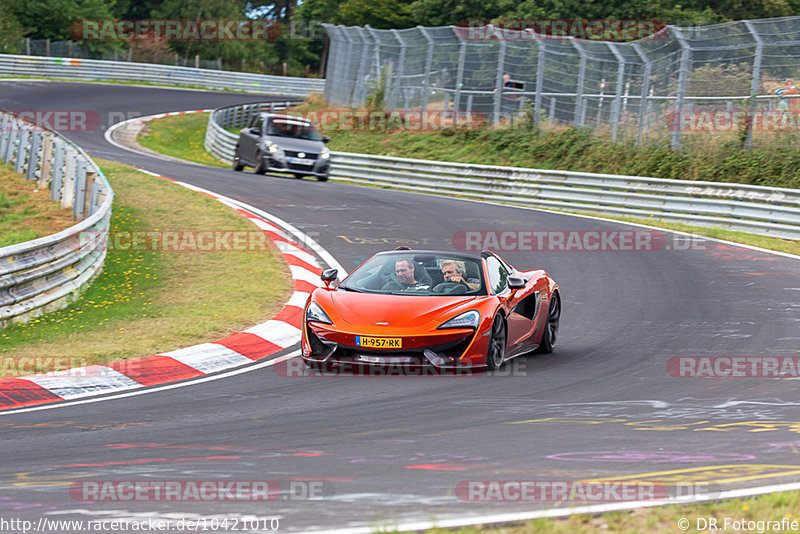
[
  {"xmin": 250, "ymin": 127, "xmax": 260, "ymax": 135},
  {"xmin": 322, "ymin": 136, "xmax": 330, "ymax": 144},
  {"xmin": 508, "ymin": 276, "xmax": 525, "ymax": 290},
  {"xmin": 321, "ymin": 268, "xmax": 338, "ymax": 288}
]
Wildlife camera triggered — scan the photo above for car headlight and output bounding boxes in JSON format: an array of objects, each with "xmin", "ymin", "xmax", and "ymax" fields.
[
  {"xmin": 320, "ymin": 147, "xmax": 330, "ymax": 160},
  {"xmin": 437, "ymin": 310, "xmax": 480, "ymax": 330},
  {"xmin": 268, "ymin": 142, "xmax": 284, "ymax": 157},
  {"xmin": 306, "ymin": 302, "xmax": 332, "ymax": 324}
]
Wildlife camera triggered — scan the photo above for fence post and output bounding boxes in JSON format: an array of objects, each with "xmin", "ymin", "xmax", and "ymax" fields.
[
  {"xmin": 453, "ymin": 36, "xmax": 466, "ymax": 121},
  {"xmin": 534, "ymin": 40, "xmax": 546, "ymax": 127},
  {"xmin": 572, "ymin": 40, "xmax": 587, "ymax": 127},
  {"xmin": 340, "ymin": 28, "xmax": 357, "ymax": 107},
  {"xmin": 632, "ymin": 43, "xmax": 652, "ymax": 146},
  {"xmin": 354, "ymin": 27, "xmax": 372, "ymax": 107},
  {"xmin": 390, "ymin": 29, "xmax": 406, "ymax": 111},
  {"xmin": 744, "ymin": 20, "xmax": 764, "ymax": 150},
  {"xmin": 493, "ymin": 26, "xmax": 507, "ymax": 125},
  {"xmin": 418, "ymin": 26, "xmax": 435, "ymax": 116},
  {"xmin": 607, "ymin": 42, "xmax": 626, "ymax": 141},
  {"xmin": 670, "ymin": 26, "xmax": 691, "ymax": 150}
]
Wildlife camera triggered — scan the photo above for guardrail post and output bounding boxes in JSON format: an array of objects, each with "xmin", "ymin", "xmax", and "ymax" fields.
[
  {"xmin": 0, "ymin": 115, "xmax": 9, "ymax": 159},
  {"xmin": 572, "ymin": 40, "xmax": 587, "ymax": 127},
  {"xmin": 52, "ymin": 139, "xmax": 65, "ymax": 201},
  {"xmin": 534, "ymin": 40, "xmax": 546, "ymax": 127},
  {"xmin": 492, "ymin": 25, "xmax": 507, "ymax": 125},
  {"xmin": 62, "ymin": 149, "xmax": 76, "ymax": 209},
  {"xmin": 38, "ymin": 133, "xmax": 53, "ymax": 189},
  {"xmin": 670, "ymin": 26, "xmax": 691, "ymax": 150},
  {"xmin": 14, "ymin": 128, "xmax": 29, "ymax": 174},
  {"xmin": 83, "ymin": 169, "xmax": 96, "ymax": 218},
  {"xmin": 744, "ymin": 20, "xmax": 764, "ymax": 150},
  {"xmin": 607, "ymin": 42, "xmax": 626, "ymax": 141},
  {"xmin": 418, "ymin": 26, "xmax": 435, "ymax": 116},
  {"xmin": 26, "ymin": 131, "xmax": 42, "ymax": 181},
  {"xmin": 3, "ymin": 118, "xmax": 18, "ymax": 163},
  {"xmin": 632, "ymin": 43, "xmax": 652, "ymax": 146},
  {"xmin": 73, "ymin": 160, "xmax": 88, "ymax": 220}
]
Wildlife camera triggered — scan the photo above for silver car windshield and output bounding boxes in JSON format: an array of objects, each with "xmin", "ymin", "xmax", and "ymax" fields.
[{"xmin": 266, "ymin": 118, "xmax": 321, "ymax": 141}]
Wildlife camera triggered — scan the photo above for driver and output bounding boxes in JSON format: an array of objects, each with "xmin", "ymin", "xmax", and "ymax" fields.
[
  {"xmin": 440, "ymin": 259, "xmax": 481, "ymax": 290},
  {"xmin": 441, "ymin": 260, "xmax": 468, "ymax": 285}
]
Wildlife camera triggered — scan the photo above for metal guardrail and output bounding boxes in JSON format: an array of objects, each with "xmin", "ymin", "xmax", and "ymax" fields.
[
  {"xmin": 0, "ymin": 54, "xmax": 325, "ymax": 97},
  {"xmin": 205, "ymin": 102, "xmax": 800, "ymax": 240},
  {"xmin": 0, "ymin": 110, "xmax": 112, "ymax": 329}
]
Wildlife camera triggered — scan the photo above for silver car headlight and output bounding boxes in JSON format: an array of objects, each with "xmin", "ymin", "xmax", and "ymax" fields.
[
  {"xmin": 320, "ymin": 147, "xmax": 330, "ymax": 160},
  {"xmin": 268, "ymin": 142, "xmax": 285, "ymax": 158}
]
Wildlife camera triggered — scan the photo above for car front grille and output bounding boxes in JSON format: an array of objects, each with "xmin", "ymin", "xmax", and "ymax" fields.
[{"xmin": 285, "ymin": 150, "xmax": 319, "ymax": 160}]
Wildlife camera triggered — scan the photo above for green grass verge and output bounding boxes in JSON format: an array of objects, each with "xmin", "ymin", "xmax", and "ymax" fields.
[
  {"xmin": 137, "ymin": 113, "xmax": 230, "ymax": 168},
  {"xmin": 0, "ymin": 163, "xmax": 75, "ymax": 247},
  {"xmin": 0, "ymin": 158, "xmax": 291, "ymax": 376}
]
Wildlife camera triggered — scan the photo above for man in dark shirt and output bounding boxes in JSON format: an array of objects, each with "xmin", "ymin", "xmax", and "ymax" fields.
[{"xmin": 382, "ymin": 258, "xmax": 428, "ymax": 291}]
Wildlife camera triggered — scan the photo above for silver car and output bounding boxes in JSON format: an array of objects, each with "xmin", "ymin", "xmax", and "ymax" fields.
[{"xmin": 233, "ymin": 113, "xmax": 331, "ymax": 181}]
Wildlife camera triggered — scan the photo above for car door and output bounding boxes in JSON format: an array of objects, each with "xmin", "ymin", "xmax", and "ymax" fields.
[
  {"xmin": 238, "ymin": 116, "xmax": 263, "ymax": 164},
  {"xmin": 486, "ymin": 255, "xmax": 535, "ymax": 353}
]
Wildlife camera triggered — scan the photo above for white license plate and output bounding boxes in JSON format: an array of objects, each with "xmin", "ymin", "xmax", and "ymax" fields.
[{"xmin": 289, "ymin": 157, "xmax": 314, "ymax": 166}]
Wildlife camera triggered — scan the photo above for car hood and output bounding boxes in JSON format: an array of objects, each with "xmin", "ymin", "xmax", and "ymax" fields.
[
  {"xmin": 328, "ymin": 291, "xmax": 477, "ymax": 328},
  {"xmin": 266, "ymin": 136, "xmax": 323, "ymax": 153}
]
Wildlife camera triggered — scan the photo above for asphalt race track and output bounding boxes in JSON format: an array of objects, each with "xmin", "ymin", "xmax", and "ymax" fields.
[{"xmin": 2, "ymin": 81, "xmax": 800, "ymax": 533}]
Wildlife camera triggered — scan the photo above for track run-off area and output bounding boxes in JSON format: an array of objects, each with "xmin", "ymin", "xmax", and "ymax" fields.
[{"xmin": 2, "ymin": 80, "xmax": 800, "ymax": 533}]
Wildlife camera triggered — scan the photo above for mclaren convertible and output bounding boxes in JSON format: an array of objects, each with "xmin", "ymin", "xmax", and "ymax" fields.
[{"xmin": 301, "ymin": 249, "xmax": 560, "ymax": 371}]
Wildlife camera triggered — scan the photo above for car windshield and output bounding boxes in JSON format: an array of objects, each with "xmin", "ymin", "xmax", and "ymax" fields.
[
  {"xmin": 338, "ymin": 253, "xmax": 486, "ymax": 296},
  {"xmin": 266, "ymin": 117, "xmax": 321, "ymax": 141}
]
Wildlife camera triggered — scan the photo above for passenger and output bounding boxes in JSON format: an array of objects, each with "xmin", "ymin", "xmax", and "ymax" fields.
[{"xmin": 382, "ymin": 258, "xmax": 428, "ymax": 291}]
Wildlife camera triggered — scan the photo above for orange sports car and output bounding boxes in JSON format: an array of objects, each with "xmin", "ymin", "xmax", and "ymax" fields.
[{"xmin": 301, "ymin": 249, "xmax": 560, "ymax": 371}]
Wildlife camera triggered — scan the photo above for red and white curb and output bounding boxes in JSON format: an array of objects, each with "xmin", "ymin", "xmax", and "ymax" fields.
[{"xmin": 0, "ymin": 172, "xmax": 345, "ymax": 411}]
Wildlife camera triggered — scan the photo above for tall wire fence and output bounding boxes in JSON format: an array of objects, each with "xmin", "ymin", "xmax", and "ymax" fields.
[{"xmin": 323, "ymin": 17, "xmax": 800, "ymax": 149}]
